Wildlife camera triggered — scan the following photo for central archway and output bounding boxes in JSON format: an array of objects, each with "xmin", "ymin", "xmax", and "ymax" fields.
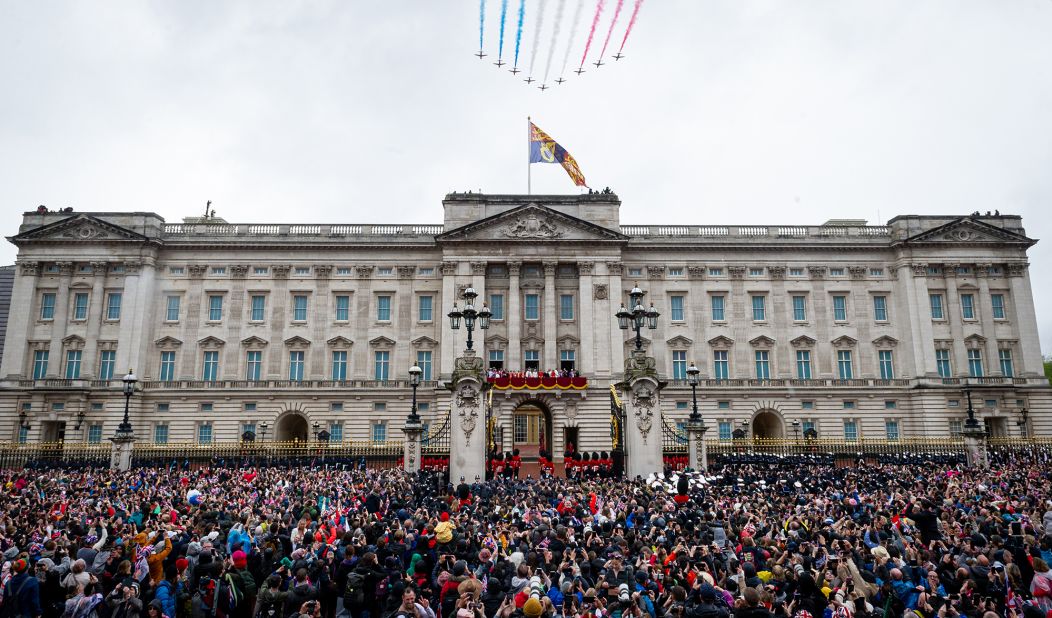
[
  {"xmin": 511, "ymin": 400, "xmax": 553, "ymax": 461},
  {"xmin": 275, "ymin": 413, "xmax": 309, "ymax": 442},
  {"xmin": 752, "ymin": 410, "xmax": 785, "ymax": 439}
]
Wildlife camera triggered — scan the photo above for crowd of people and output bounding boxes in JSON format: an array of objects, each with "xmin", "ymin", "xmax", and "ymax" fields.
[
  {"xmin": 485, "ymin": 368, "xmax": 581, "ymax": 380},
  {"xmin": 3, "ymin": 449, "xmax": 1052, "ymax": 618}
]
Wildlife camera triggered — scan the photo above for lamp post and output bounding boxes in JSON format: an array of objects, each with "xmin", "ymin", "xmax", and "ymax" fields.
[
  {"xmin": 960, "ymin": 379, "xmax": 989, "ymax": 469},
  {"xmin": 448, "ymin": 287, "xmax": 491, "ymax": 351},
  {"xmin": 408, "ymin": 365, "xmax": 423, "ymax": 424},
  {"xmin": 791, "ymin": 419, "xmax": 801, "ymax": 441},
  {"xmin": 615, "ymin": 284, "xmax": 659, "ymax": 351},
  {"xmin": 685, "ymin": 361, "xmax": 709, "ymax": 470},
  {"xmin": 115, "ymin": 369, "xmax": 137, "ymax": 439},
  {"xmin": 1017, "ymin": 407, "xmax": 1030, "ymax": 438},
  {"xmin": 686, "ymin": 362, "xmax": 702, "ymax": 423},
  {"xmin": 741, "ymin": 419, "xmax": 751, "ymax": 441},
  {"xmin": 312, "ymin": 421, "xmax": 320, "ymax": 441},
  {"xmin": 259, "ymin": 422, "xmax": 268, "ymax": 442},
  {"xmin": 110, "ymin": 369, "xmax": 137, "ymax": 471}
]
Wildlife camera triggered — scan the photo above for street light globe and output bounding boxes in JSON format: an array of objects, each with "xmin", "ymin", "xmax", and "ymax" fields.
[
  {"xmin": 686, "ymin": 362, "xmax": 700, "ymax": 386},
  {"xmin": 408, "ymin": 365, "xmax": 423, "ymax": 386}
]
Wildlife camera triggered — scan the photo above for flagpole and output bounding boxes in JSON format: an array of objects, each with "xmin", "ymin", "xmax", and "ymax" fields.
[{"xmin": 527, "ymin": 116, "xmax": 531, "ymax": 195}]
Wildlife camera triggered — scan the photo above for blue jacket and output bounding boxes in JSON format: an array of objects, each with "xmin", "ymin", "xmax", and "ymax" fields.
[
  {"xmin": 3, "ymin": 573, "xmax": 42, "ymax": 618},
  {"xmin": 154, "ymin": 579, "xmax": 178, "ymax": 618}
]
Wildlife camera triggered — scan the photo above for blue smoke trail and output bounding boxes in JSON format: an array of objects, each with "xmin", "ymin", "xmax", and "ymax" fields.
[
  {"xmin": 498, "ymin": 0, "xmax": 508, "ymax": 60},
  {"xmin": 513, "ymin": 0, "xmax": 525, "ymax": 67},
  {"xmin": 479, "ymin": 0, "xmax": 486, "ymax": 51}
]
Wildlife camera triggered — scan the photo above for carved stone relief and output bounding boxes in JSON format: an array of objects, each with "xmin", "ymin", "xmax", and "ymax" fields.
[{"xmin": 501, "ymin": 214, "xmax": 563, "ymax": 239}]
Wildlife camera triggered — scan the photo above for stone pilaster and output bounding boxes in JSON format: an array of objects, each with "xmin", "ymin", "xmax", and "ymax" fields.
[
  {"xmin": 621, "ymin": 349, "xmax": 664, "ymax": 478},
  {"xmin": 1007, "ymin": 263, "xmax": 1042, "ymax": 377},
  {"xmin": 448, "ymin": 349, "xmax": 486, "ymax": 482},
  {"xmin": 110, "ymin": 434, "xmax": 135, "ymax": 471},
  {"xmin": 543, "ymin": 262, "xmax": 557, "ymax": 369},
  {"xmin": 577, "ymin": 262, "xmax": 594, "ymax": 375},
  {"xmin": 402, "ymin": 420, "xmax": 424, "ymax": 473},
  {"xmin": 45, "ymin": 262, "xmax": 74, "ymax": 377},
  {"xmin": 1, "ymin": 261, "xmax": 40, "ymax": 378},
  {"xmin": 507, "ymin": 262, "xmax": 521, "ymax": 370}
]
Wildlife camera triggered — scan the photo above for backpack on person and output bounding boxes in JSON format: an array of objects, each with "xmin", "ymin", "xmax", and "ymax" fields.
[
  {"xmin": 344, "ymin": 571, "xmax": 367, "ymax": 607},
  {"xmin": 194, "ymin": 578, "xmax": 219, "ymax": 618},
  {"xmin": 216, "ymin": 573, "xmax": 243, "ymax": 617},
  {"xmin": 374, "ymin": 575, "xmax": 390, "ymax": 600}
]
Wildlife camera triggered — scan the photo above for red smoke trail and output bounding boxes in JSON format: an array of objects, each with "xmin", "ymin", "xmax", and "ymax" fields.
[
  {"xmin": 597, "ymin": 0, "xmax": 624, "ymax": 62},
  {"xmin": 578, "ymin": 0, "xmax": 605, "ymax": 70},
  {"xmin": 617, "ymin": 0, "xmax": 644, "ymax": 53}
]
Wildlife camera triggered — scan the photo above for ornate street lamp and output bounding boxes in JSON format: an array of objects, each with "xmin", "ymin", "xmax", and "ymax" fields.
[
  {"xmin": 686, "ymin": 362, "xmax": 702, "ymax": 423},
  {"xmin": 258, "ymin": 422, "xmax": 268, "ymax": 442},
  {"xmin": 615, "ymin": 284, "xmax": 659, "ymax": 351},
  {"xmin": 312, "ymin": 421, "xmax": 320, "ymax": 441},
  {"xmin": 962, "ymin": 380, "xmax": 981, "ymax": 430},
  {"xmin": 408, "ymin": 364, "xmax": 423, "ymax": 424},
  {"xmin": 114, "ymin": 369, "xmax": 137, "ymax": 439},
  {"xmin": 741, "ymin": 419, "xmax": 751, "ymax": 441},
  {"xmin": 1017, "ymin": 407, "xmax": 1030, "ymax": 438},
  {"xmin": 791, "ymin": 419, "xmax": 801, "ymax": 441},
  {"xmin": 448, "ymin": 287, "xmax": 491, "ymax": 350}
]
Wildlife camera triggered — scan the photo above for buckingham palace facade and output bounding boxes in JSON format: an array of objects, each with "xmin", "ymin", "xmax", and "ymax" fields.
[{"xmin": 1, "ymin": 192, "xmax": 1049, "ymax": 453}]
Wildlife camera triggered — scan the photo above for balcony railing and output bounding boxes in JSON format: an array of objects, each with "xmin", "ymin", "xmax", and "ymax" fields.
[
  {"xmin": 486, "ymin": 375, "xmax": 588, "ymax": 390},
  {"xmin": 162, "ymin": 223, "xmax": 445, "ymax": 237},
  {"xmin": 619, "ymin": 225, "xmax": 891, "ymax": 239}
]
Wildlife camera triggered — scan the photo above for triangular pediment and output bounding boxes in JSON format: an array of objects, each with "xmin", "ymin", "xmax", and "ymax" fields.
[
  {"xmin": 10, "ymin": 214, "xmax": 150, "ymax": 245},
  {"xmin": 707, "ymin": 335, "xmax": 734, "ymax": 348},
  {"xmin": 62, "ymin": 334, "xmax": 85, "ymax": 346},
  {"xmin": 369, "ymin": 336, "xmax": 396, "ymax": 347},
  {"xmin": 283, "ymin": 336, "xmax": 311, "ymax": 347},
  {"xmin": 790, "ymin": 335, "xmax": 816, "ymax": 348},
  {"xmin": 872, "ymin": 335, "xmax": 899, "ymax": 348},
  {"xmin": 666, "ymin": 335, "xmax": 694, "ymax": 347},
  {"xmin": 411, "ymin": 336, "xmax": 438, "ymax": 348},
  {"xmin": 326, "ymin": 336, "xmax": 354, "ymax": 347},
  {"xmin": 484, "ymin": 334, "xmax": 509, "ymax": 346},
  {"xmin": 749, "ymin": 335, "xmax": 776, "ymax": 348},
  {"xmin": 197, "ymin": 336, "xmax": 226, "ymax": 348},
  {"xmin": 436, "ymin": 203, "xmax": 628, "ymax": 243},
  {"xmin": 831, "ymin": 335, "xmax": 857, "ymax": 348},
  {"xmin": 240, "ymin": 336, "xmax": 269, "ymax": 347},
  {"xmin": 557, "ymin": 334, "xmax": 581, "ymax": 345},
  {"xmin": 154, "ymin": 336, "xmax": 183, "ymax": 348},
  {"xmin": 899, "ymin": 218, "xmax": 1034, "ymax": 247}
]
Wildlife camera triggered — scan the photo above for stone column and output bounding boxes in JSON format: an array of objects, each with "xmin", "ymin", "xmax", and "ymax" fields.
[
  {"xmin": 543, "ymin": 262, "xmax": 558, "ymax": 370},
  {"xmin": 577, "ymin": 262, "xmax": 594, "ymax": 375},
  {"xmin": 448, "ymin": 350, "xmax": 486, "ymax": 482},
  {"xmin": 1, "ymin": 261, "xmax": 40, "ymax": 378},
  {"xmin": 905, "ymin": 264, "xmax": 939, "ymax": 376},
  {"xmin": 606, "ymin": 262, "xmax": 626, "ymax": 379},
  {"xmin": 471, "ymin": 261, "xmax": 487, "ymax": 360},
  {"xmin": 686, "ymin": 419, "xmax": 709, "ymax": 471},
  {"xmin": 110, "ymin": 433, "xmax": 135, "ymax": 471},
  {"xmin": 507, "ymin": 263, "xmax": 522, "ymax": 370},
  {"xmin": 440, "ymin": 262, "xmax": 458, "ymax": 378},
  {"xmin": 402, "ymin": 419, "xmax": 424, "ymax": 473},
  {"xmin": 397, "ymin": 265, "xmax": 416, "ymax": 372},
  {"xmin": 942, "ymin": 267, "xmax": 969, "ymax": 377},
  {"xmin": 621, "ymin": 349, "xmax": 664, "ymax": 478},
  {"xmin": 1007, "ymin": 263, "xmax": 1042, "ymax": 377},
  {"xmin": 350, "ymin": 265, "xmax": 372, "ymax": 379},
  {"xmin": 46, "ymin": 262, "xmax": 74, "ymax": 377},
  {"xmin": 974, "ymin": 264, "xmax": 1001, "ymax": 376},
  {"xmin": 224, "ymin": 265, "xmax": 248, "ymax": 379},
  {"xmin": 961, "ymin": 422, "xmax": 989, "ymax": 469},
  {"xmin": 116, "ymin": 259, "xmax": 157, "ymax": 377},
  {"xmin": 81, "ymin": 262, "xmax": 109, "ymax": 378}
]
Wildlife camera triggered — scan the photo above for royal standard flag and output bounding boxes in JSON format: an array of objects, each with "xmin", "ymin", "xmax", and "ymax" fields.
[{"xmin": 529, "ymin": 121, "xmax": 588, "ymax": 187}]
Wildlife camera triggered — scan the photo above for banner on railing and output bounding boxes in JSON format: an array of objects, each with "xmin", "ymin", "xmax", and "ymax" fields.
[{"xmin": 486, "ymin": 376, "xmax": 587, "ymax": 390}]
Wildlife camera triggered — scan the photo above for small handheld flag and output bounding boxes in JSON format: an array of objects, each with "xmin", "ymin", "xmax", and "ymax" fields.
[{"xmin": 529, "ymin": 120, "xmax": 588, "ymax": 188}]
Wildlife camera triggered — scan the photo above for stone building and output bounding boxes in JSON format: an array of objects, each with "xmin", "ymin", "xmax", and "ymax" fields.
[{"xmin": 0, "ymin": 194, "xmax": 1048, "ymax": 454}]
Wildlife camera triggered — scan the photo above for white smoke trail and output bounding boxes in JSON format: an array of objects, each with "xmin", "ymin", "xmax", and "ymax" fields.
[
  {"xmin": 542, "ymin": 0, "xmax": 567, "ymax": 84},
  {"xmin": 527, "ymin": 0, "xmax": 549, "ymax": 77},
  {"xmin": 560, "ymin": 0, "xmax": 585, "ymax": 77}
]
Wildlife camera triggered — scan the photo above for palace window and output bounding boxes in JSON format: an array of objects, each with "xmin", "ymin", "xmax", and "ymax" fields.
[
  {"xmin": 159, "ymin": 351, "xmax": 176, "ymax": 381},
  {"xmin": 65, "ymin": 350, "xmax": 82, "ymax": 379},
  {"xmin": 712, "ymin": 350, "xmax": 729, "ymax": 380},
  {"xmin": 73, "ymin": 293, "xmax": 89, "ymax": 320},
  {"xmin": 40, "ymin": 293, "xmax": 55, "ymax": 320},
  {"xmin": 751, "ymin": 295, "xmax": 766, "ymax": 321},
  {"xmin": 419, "ymin": 296, "xmax": 433, "ymax": 322},
  {"xmin": 837, "ymin": 350, "xmax": 853, "ymax": 379},
  {"xmin": 560, "ymin": 295, "xmax": 574, "ymax": 320},
  {"xmin": 293, "ymin": 295, "xmax": 308, "ymax": 321},
  {"xmin": 374, "ymin": 351, "xmax": 390, "ymax": 381},
  {"xmin": 878, "ymin": 350, "xmax": 894, "ymax": 379},
  {"xmin": 166, "ymin": 296, "xmax": 181, "ymax": 321},
  {"xmin": 832, "ymin": 295, "xmax": 847, "ymax": 321},
  {"xmin": 968, "ymin": 349, "xmax": 983, "ymax": 377},
  {"xmin": 999, "ymin": 349, "xmax": 1014, "ymax": 377},
  {"xmin": 250, "ymin": 295, "xmax": 266, "ymax": 321},
  {"xmin": 246, "ymin": 351, "xmax": 262, "ymax": 381},
  {"xmin": 755, "ymin": 350, "xmax": 770, "ymax": 380},
  {"xmin": 377, "ymin": 295, "xmax": 391, "ymax": 321},
  {"xmin": 33, "ymin": 351, "xmax": 49, "ymax": 380},
  {"xmin": 417, "ymin": 350, "xmax": 433, "ymax": 380},
  {"xmin": 202, "ymin": 351, "xmax": 219, "ymax": 382},
  {"xmin": 154, "ymin": 424, "xmax": 169, "ymax": 444},
  {"xmin": 796, "ymin": 350, "xmax": 812, "ymax": 379},
  {"xmin": 208, "ymin": 295, "xmax": 223, "ymax": 321},
  {"xmin": 288, "ymin": 351, "xmax": 304, "ymax": 381},
  {"xmin": 710, "ymin": 295, "xmax": 726, "ymax": 321},
  {"xmin": 335, "ymin": 295, "xmax": 349, "ymax": 321},
  {"xmin": 98, "ymin": 351, "xmax": 116, "ymax": 380},
  {"xmin": 792, "ymin": 295, "xmax": 806, "ymax": 321},
  {"xmin": 670, "ymin": 295, "xmax": 684, "ymax": 321},
  {"xmin": 524, "ymin": 294, "xmax": 540, "ymax": 320},
  {"xmin": 489, "ymin": 294, "xmax": 504, "ymax": 320},
  {"xmin": 929, "ymin": 294, "xmax": 944, "ymax": 320},
  {"xmin": 936, "ymin": 349, "xmax": 952, "ymax": 378},
  {"xmin": 961, "ymin": 293, "xmax": 975, "ymax": 320},
  {"xmin": 323, "ymin": 351, "xmax": 343, "ymax": 381},
  {"xmin": 991, "ymin": 294, "xmax": 1006, "ymax": 319},
  {"xmin": 672, "ymin": 350, "xmax": 687, "ymax": 380},
  {"xmin": 873, "ymin": 295, "xmax": 888, "ymax": 322}
]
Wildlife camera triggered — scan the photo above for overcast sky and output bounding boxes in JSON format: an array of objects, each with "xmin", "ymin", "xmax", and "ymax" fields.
[{"xmin": 1, "ymin": 1, "xmax": 1051, "ymax": 351}]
